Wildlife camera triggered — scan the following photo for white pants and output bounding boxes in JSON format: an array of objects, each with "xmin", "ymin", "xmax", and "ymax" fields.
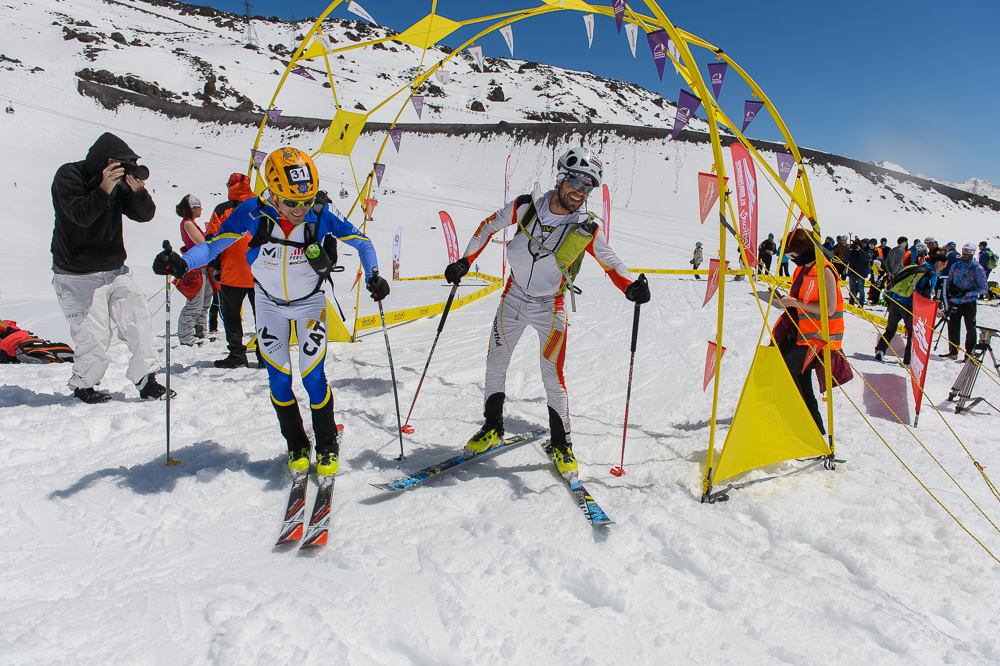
[
  {"xmin": 177, "ymin": 268, "xmax": 213, "ymax": 345},
  {"xmin": 52, "ymin": 266, "xmax": 158, "ymax": 389},
  {"xmin": 484, "ymin": 282, "xmax": 571, "ymax": 439}
]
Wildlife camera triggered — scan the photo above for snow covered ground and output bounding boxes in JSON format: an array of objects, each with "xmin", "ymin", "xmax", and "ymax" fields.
[{"xmin": 3, "ymin": 0, "xmax": 1000, "ymax": 663}]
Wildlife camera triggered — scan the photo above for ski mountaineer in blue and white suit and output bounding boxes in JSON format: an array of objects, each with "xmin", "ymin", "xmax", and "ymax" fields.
[{"xmin": 153, "ymin": 148, "xmax": 389, "ymax": 476}]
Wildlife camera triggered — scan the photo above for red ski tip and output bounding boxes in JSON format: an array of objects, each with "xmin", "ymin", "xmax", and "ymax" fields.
[
  {"xmin": 337, "ymin": 425, "xmax": 345, "ymax": 431},
  {"xmin": 306, "ymin": 531, "xmax": 328, "ymax": 548},
  {"xmin": 401, "ymin": 425, "xmax": 414, "ymax": 434},
  {"xmin": 288, "ymin": 525, "xmax": 303, "ymax": 540},
  {"xmin": 610, "ymin": 466, "xmax": 625, "ymax": 477}
]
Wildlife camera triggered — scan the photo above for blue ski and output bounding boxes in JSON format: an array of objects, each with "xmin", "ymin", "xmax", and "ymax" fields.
[
  {"xmin": 544, "ymin": 446, "xmax": 614, "ymax": 526},
  {"xmin": 372, "ymin": 429, "xmax": 546, "ymax": 492}
]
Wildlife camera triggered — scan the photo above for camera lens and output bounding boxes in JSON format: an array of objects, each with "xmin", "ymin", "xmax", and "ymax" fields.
[{"xmin": 132, "ymin": 164, "xmax": 150, "ymax": 180}]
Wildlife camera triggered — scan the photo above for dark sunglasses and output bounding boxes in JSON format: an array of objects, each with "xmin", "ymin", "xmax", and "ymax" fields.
[
  {"xmin": 275, "ymin": 195, "xmax": 316, "ymax": 209},
  {"xmin": 563, "ymin": 174, "xmax": 595, "ymax": 194}
]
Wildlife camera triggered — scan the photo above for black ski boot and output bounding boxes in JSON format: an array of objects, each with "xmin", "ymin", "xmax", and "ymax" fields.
[
  {"xmin": 311, "ymin": 400, "xmax": 340, "ymax": 477},
  {"xmin": 544, "ymin": 406, "xmax": 577, "ymax": 478},
  {"xmin": 74, "ymin": 386, "xmax": 112, "ymax": 404},
  {"xmin": 137, "ymin": 373, "xmax": 175, "ymax": 400}
]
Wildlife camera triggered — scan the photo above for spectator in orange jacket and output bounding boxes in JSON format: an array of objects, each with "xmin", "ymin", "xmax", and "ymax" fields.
[{"xmin": 205, "ymin": 173, "xmax": 262, "ymax": 368}]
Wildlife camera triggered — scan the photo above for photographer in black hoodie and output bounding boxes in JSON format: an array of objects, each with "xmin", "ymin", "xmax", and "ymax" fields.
[{"xmin": 51, "ymin": 132, "xmax": 170, "ymax": 404}]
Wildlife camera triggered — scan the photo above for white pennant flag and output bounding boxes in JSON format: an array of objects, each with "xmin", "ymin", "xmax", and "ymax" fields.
[
  {"xmin": 667, "ymin": 38, "xmax": 681, "ymax": 74},
  {"xmin": 469, "ymin": 45, "xmax": 484, "ymax": 72},
  {"xmin": 499, "ymin": 25, "xmax": 514, "ymax": 57},
  {"xmin": 316, "ymin": 34, "xmax": 334, "ymax": 51},
  {"xmin": 583, "ymin": 14, "xmax": 594, "ymax": 49},
  {"xmin": 435, "ymin": 69, "xmax": 451, "ymax": 85},
  {"xmin": 347, "ymin": 1, "xmax": 375, "ymax": 24},
  {"xmin": 624, "ymin": 23, "xmax": 638, "ymax": 57}
]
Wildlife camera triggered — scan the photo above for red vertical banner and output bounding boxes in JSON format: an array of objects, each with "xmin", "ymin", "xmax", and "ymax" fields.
[
  {"xmin": 702, "ymin": 258, "xmax": 728, "ymax": 308},
  {"xmin": 730, "ymin": 143, "xmax": 758, "ymax": 269},
  {"xmin": 911, "ymin": 292, "xmax": 939, "ymax": 422},
  {"xmin": 364, "ymin": 198, "xmax": 377, "ymax": 221},
  {"xmin": 439, "ymin": 211, "xmax": 460, "ymax": 264},
  {"xmin": 602, "ymin": 184, "xmax": 611, "ymax": 242},
  {"xmin": 698, "ymin": 172, "xmax": 726, "ymax": 224},
  {"xmin": 703, "ymin": 341, "xmax": 727, "ymax": 391}
]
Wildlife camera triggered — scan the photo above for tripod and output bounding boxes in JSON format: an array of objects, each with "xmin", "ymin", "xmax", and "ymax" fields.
[
  {"xmin": 947, "ymin": 326, "xmax": 1000, "ymax": 414},
  {"xmin": 932, "ymin": 310, "xmax": 950, "ymax": 352}
]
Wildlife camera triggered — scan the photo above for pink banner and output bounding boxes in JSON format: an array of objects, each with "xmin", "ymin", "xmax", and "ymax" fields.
[
  {"xmin": 702, "ymin": 258, "xmax": 727, "ymax": 308},
  {"xmin": 439, "ymin": 211, "xmax": 460, "ymax": 263},
  {"xmin": 730, "ymin": 143, "xmax": 758, "ymax": 269},
  {"xmin": 703, "ymin": 341, "xmax": 726, "ymax": 391},
  {"xmin": 374, "ymin": 163, "xmax": 385, "ymax": 187},
  {"xmin": 911, "ymin": 292, "xmax": 939, "ymax": 421},
  {"xmin": 410, "ymin": 95, "xmax": 424, "ymax": 120},
  {"xmin": 697, "ymin": 172, "xmax": 726, "ymax": 224},
  {"xmin": 602, "ymin": 184, "xmax": 611, "ymax": 242},
  {"xmin": 390, "ymin": 129, "xmax": 402, "ymax": 153}
]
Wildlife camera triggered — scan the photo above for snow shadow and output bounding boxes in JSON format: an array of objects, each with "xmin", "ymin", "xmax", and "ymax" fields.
[
  {"xmin": 48, "ymin": 441, "xmax": 284, "ymax": 499},
  {"xmin": 862, "ymin": 372, "xmax": 911, "ymax": 423},
  {"xmin": 673, "ymin": 417, "xmax": 732, "ymax": 431},
  {"xmin": 329, "ymin": 377, "xmax": 393, "ymax": 398},
  {"xmin": 0, "ymin": 385, "xmax": 69, "ymax": 408}
]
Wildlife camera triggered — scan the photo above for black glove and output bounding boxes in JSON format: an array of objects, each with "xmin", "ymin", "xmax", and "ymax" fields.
[
  {"xmin": 312, "ymin": 190, "xmax": 332, "ymax": 215},
  {"xmin": 445, "ymin": 258, "xmax": 470, "ymax": 285},
  {"xmin": 153, "ymin": 248, "xmax": 187, "ymax": 280},
  {"xmin": 625, "ymin": 273, "xmax": 650, "ymax": 304},
  {"xmin": 366, "ymin": 274, "xmax": 390, "ymax": 302}
]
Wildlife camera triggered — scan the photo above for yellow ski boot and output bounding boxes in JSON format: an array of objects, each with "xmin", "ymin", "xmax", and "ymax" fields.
[
  {"xmin": 316, "ymin": 452, "xmax": 339, "ymax": 477},
  {"xmin": 287, "ymin": 448, "xmax": 310, "ymax": 473},
  {"xmin": 546, "ymin": 443, "xmax": 578, "ymax": 479},
  {"xmin": 464, "ymin": 424, "xmax": 503, "ymax": 457}
]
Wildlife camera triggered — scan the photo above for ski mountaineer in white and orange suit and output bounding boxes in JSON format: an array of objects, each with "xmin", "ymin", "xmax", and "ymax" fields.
[
  {"xmin": 152, "ymin": 148, "xmax": 390, "ymax": 477},
  {"xmin": 444, "ymin": 147, "xmax": 651, "ymax": 478}
]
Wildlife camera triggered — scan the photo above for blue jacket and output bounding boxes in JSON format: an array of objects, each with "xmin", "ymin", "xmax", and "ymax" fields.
[
  {"xmin": 182, "ymin": 197, "xmax": 378, "ymax": 303},
  {"xmin": 943, "ymin": 250, "xmax": 960, "ymax": 276},
  {"xmin": 946, "ymin": 258, "xmax": 988, "ymax": 305}
]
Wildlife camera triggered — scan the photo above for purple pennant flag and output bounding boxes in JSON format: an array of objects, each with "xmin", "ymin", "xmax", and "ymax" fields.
[
  {"xmin": 671, "ymin": 89, "xmax": 702, "ymax": 140},
  {"xmin": 707, "ymin": 62, "xmax": 727, "ymax": 100},
  {"xmin": 389, "ymin": 129, "xmax": 402, "ymax": 153},
  {"xmin": 250, "ymin": 149, "xmax": 266, "ymax": 168},
  {"xmin": 646, "ymin": 29, "xmax": 669, "ymax": 82},
  {"xmin": 741, "ymin": 100, "xmax": 765, "ymax": 133},
  {"xmin": 266, "ymin": 109, "xmax": 287, "ymax": 128},
  {"xmin": 410, "ymin": 95, "xmax": 424, "ymax": 120},
  {"xmin": 776, "ymin": 151, "xmax": 795, "ymax": 181},
  {"xmin": 374, "ymin": 163, "xmax": 385, "ymax": 187},
  {"xmin": 613, "ymin": 0, "xmax": 625, "ymax": 34},
  {"xmin": 291, "ymin": 67, "xmax": 316, "ymax": 81}
]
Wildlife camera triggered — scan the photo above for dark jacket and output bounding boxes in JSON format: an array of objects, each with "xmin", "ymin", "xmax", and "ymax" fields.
[
  {"xmin": 845, "ymin": 247, "xmax": 873, "ymax": 277},
  {"xmin": 757, "ymin": 239, "xmax": 776, "ymax": 260},
  {"xmin": 50, "ymin": 133, "xmax": 156, "ymax": 273}
]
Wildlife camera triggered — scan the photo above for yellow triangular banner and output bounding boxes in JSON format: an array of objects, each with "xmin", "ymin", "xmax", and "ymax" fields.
[
  {"xmin": 318, "ymin": 109, "xmax": 368, "ymax": 156},
  {"xmin": 253, "ymin": 171, "xmax": 267, "ymax": 196},
  {"xmin": 713, "ymin": 345, "xmax": 831, "ymax": 485}
]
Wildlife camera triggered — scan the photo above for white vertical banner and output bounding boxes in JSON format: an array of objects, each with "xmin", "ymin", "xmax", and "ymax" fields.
[
  {"xmin": 624, "ymin": 23, "xmax": 638, "ymax": 58},
  {"xmin": 469, "ymin": 46, "xmax": 484, "ymax": 72},
  {"xmin": 499, "ymin": 25, "xmax": 514, "ymax": 57},
  {"xmin": 392, "ymin": 226, "xmax": 402, "ymax": 280},
  {"xmin": 347, "ymin": 1, "xmax": 375, "ymax": 24},
  {"xmin": 667, "ymin": 38, "xmax": 681, "ymax": 74},
  {"xmin": 583, "ymin": 14, "xmax": 594, "ymax": 48},
  {"xmin": 435, "ymin": 70, "xmax": 451, "ymax": 85}
]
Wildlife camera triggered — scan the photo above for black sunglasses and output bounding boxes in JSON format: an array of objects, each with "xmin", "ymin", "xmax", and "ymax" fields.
[
  {"xmin": 275, "ymin": 194, "xmax": 316, "ymax": 209},
  {"xmin": 563, "ymin": 174, "xmax": 595, "ymax": 194}
]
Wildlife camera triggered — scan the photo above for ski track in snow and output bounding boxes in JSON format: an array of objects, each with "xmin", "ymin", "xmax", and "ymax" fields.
[{"xmin": 2, "ymin": 0, "xmax": 1000, "ymax": 662}]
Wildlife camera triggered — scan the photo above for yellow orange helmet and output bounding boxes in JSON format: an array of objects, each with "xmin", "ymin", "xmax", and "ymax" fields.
[{"xmin": 263, "ymin": 147, "xmax": 319, "ymax": 200}]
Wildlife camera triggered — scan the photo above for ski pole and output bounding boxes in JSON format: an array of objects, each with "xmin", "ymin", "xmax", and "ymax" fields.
[
  {"xmin": 163, "ymin": 240, "xmax": 179, "ymax": 467},
  {"xmin": 401, "ymin": 282, "xmax": 459, "ymax": 434},
  {"xmin": 611, "ymin": 277, "xmax": 645, "ymax": 477},
  {"xmin": 372, "ymin": 268, "xmax": 406, "ymax": 460}
]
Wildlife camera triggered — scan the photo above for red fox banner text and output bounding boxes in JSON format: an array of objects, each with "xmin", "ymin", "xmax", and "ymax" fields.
[
  {"xmin": 439, "ymin": 211, "xmax": 460, "ymax": 264},
  {"xmin": 911, "ymin": 292, "xmax": 938, "ymax": 425},
  {"xmin": 698, "ymin": 172, "xmax": 726, "ymax": 224},
  {"xmin": 704, "ymin": 341, "xmax": 727, "ymax": 391},
  {"xmin": 730, "ymin": 143, "xmax": 758, "ymax": 269},
  {"xmin": 703, "ymin": 259, "xmax": 728, "ymax": 308}
]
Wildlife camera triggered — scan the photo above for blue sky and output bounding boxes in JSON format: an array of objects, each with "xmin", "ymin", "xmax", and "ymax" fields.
[{"xmin": 204, "ymin": 0, "xmax": 1000, "ymax": 185}]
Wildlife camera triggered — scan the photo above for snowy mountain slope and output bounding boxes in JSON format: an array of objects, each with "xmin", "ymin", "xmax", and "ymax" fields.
[{"xmin": 2, "ymin": 0, "xmax": 1000, "ymax": 663}]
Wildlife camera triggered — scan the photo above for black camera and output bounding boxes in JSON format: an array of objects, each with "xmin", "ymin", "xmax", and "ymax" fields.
[{"xmin": 109, "ymin": 157, "xmax": 150, "ymax": 181}]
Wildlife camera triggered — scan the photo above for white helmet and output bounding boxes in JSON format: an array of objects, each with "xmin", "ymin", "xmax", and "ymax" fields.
[{"xmin": 557, "ymin": 147, "xmax": 603, "ymax": 187}]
